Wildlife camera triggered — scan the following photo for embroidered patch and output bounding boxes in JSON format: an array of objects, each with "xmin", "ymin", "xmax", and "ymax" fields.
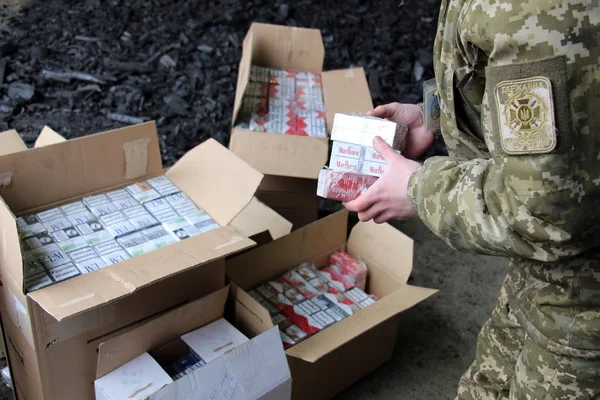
[{"xmin": 494, "ymin": 77, "xmax": 556, "ymax": 155}]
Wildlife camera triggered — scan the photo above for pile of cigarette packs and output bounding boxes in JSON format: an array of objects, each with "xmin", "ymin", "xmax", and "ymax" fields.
[
  {"xmin": 247, "ymin": 251, "xmax": 377, "ymax": 349},
  {"xmin": 95, "ymin": 319, "xmax": 248, "ymax": 400},
  {"xmin": 317, "ymin": 113, "xmax": 408, "ymax": 202},
  {"xmin": 19, "ymin": 176, "xmax": 219, "ymax": 293},
  {"xmin": 234, "ymin": 66, "xmax": 327, "ymax": 137}
]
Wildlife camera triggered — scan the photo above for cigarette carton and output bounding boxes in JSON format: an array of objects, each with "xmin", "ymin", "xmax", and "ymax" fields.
[
  {"xmin": 359, "ymin": 296, "xmax": 377, "ymax": 308},
  {"xmin": 283, "ymin": 270, "xmax": 319, "ymax": 299},
  {"xmin": 67, "ymin": 247, "xmax": 99, "ymax": 264},
  {"xmin": 99, "ymin": 211, "xmax": 138, "ymax": 237},
  {"xmin": 141, "ymin": 225, "xmax": 178, "ymax": 249},
  {"xmin": 36, "ymin": 207, "xmax": 65, "ymax": 222},
  {"xmin": 123, "ymin": 206, "xmax": 159, "ymax": 230},
  {"xmin": 307, "ymin": 275, "xmax": 339, "ymax": 294},
  {"xmin": 282, "ymin": 324, "xmax": 308, "ymax": 344},
  {"xmin": 316, "ymin": 169, "xmax": 378, "ymax": 202},
  {"xmin": 67, "ymin": 210, "xmax": 96, "ymax": 226},
  {"xmin": 94, "ymin": 352, "xmax": 173, "ymax": 400},
  {"xmin": 181, "ymin": 318, "xmax": 248, "ymax": 364},
  {"xmin": 268, "ymin": 277, "xmax": 293, "ymax": 294},
  {"xmin": 319, "ymin": 266, "xmax": 354, "ymax": 292},
  {"xmin": 42, "ymin": 217, "xmax": 72, "ymax": 233},
  {"xmin": 50, "ymin": 226, "xmax": 82, "ymax": 243},
  {"xmin": 105, "ymin": 188, "xmax": 131, "ymax": 201},
  {"xmin": 313, "ymin": 293, "xmax": 359, "ymax": 317},
  {"xmin": 25, "ymin": 233, "xmax": 56, "ymax": 252},
  {"xmin": 89, "ymin": 202, "xmax": 118, "ymax": 218},
  {"xmin": 344, "ymin": 287, "xmax": 369, "ymax": 305},
  {"xmin": 117, "ymin": 232, "xmax": 153, "ymax": 257},
  {"xmin": 330, "ymin": 113, "xmax": 407, "ymax": 150},
  {"xmin": 58, "ymin": 236, "xmax": 89, "ymax": 253},
  {"xmin": 126, "ymin": 181, "xmax": 161, "ymax": 204}
]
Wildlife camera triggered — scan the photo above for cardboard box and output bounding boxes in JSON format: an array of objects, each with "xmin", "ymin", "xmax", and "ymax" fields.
[
  {"xmin": 0, "ymin": 124, "xmax": 292, "ymax": 400},
  {"xmin": 95, "ymin": 286, "xmax": 292, "ymax": 400},
  {"xmin": 229, "ymin": 22, "xmax": 374, "ymax": 180},
  {"xmin": 227, "ymin": 210, "xmax": 438, "ymax": 400}
]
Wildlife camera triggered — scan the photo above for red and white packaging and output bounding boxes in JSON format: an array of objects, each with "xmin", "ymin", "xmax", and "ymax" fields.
[
  {"xmin": 364, "ymin": 146, "xmax": 389, "ymax": 163},
  {"xmin": 359, "ymin": 296, "xmax": 377, "ymax": 309},
  {"xmin": 279, "ymin": 331, "xmax": 296, "ymax": 349},
  {"xmin": 313, "ymin": 293, "xmax": 360, "ymax": 317},
  {"xmin": 283, "ymin": 300, "xmax": 327, "ymax": 335},
  {"xmin": 330, "ymin": 141, "xmax": 363, "ymax": 160},
  {"xmin": 249, "ymin": 114, "xmax": 267, "ymax": 132},
  {"xmin": 362, "ymin": 161, "xmax": 386, "ymax": 177},
  {"xmin": 269, "ymin": 83, "xmax": 295, "ymax": 100},
  {"xmin": 316, "ymin": 169, "xmax": 378, "ymax": 202},
  {"xmin": 282, "ymin": 324, "xmax": 308, "ymax": 344},
  {"xmin": 245, "ymin": 82, "xmax": 269, "ymax": 98},
  {"xmin": 266, "ymin": 112, "xmax": 296, "ymax": 135},
  {"xmin": 269, "ymin": 69, "xmax": 295, "ymax": 86},
  {"xmin": 272, "ymin": 313, "xmax": 293, "ymax": 330},
  {"xmin": 250, "ymin": 66, "xmax": 270, "ymax": 83},
  {"xmin": 344, "ymin": 287, "xmax": 369, "ymax": 305},
  {"xmin": 268, "ymin": 277, "xmax": 293, "ymax": 294},
  {"xmin": 295, "ymin": 72, "xmax": 322, "ymax": 89},
  {"xmin": 283, "ymin": 270, "xmax": 320, "ymax": 299},
  {"xmin": 296, "ymin": 110, "xmax": 327, "ymax": 137},
  {"xmin": 284, "ymin": 288, "xmax": 306, "ymax": 305},
  {"xmin": 240, "ymin": 96, "xmax": 268, "ymax": 117},
  {"xmin": 294, "ymin": 262, "xmax": 319, "ymax": 281},
  {"xmin": 330, "ymin": 251, "xmax": 368, "ymax": 291},
  {"xmin": 318, "ymin": 266, "xmax": 354, "ymax": 292},
  {"xmin": 329, "ymin": 155, "xmax": 361, "ymax": 173},
  {"xmin": 308, "ymin": 276, "xmax": 340, "ymax": 294}
]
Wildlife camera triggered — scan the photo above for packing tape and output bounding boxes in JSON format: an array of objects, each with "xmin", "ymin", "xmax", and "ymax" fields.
[
  {"xmin": 123, "ymin": 138, "xmax": 151, "ymax": 180},
  {"xmin": 0, "ymin": 172, "xmax": 12, "ymax": 187}
]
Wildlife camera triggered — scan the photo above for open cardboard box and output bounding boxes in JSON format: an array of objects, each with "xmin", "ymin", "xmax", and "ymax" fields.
[
  {"xmin": 229, "ymin": 23, "xmax": 375, "ymax": 228},
  {"xmin": 227, "ymin": 210, "xmax": 438, "ymax": 399},
  {"xmin": 0, "ymin": 124, "xmax": 291, "ymax": 399},
  {"xmin": 95, "ymin": 285, "xmax": 292, "ymax": 400}
]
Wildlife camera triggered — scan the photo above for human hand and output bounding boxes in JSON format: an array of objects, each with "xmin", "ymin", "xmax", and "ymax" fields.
[
  {"xmin": 343, "ymin": 136, "xmax": 421, "ymax": 223},
  {"xmin": 367, "ymin": 102, "xmax": 433, "ymax": 160}
]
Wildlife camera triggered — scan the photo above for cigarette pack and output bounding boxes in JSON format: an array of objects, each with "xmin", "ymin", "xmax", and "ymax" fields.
[
  {"xmin": 142, "ymin": 225, "xmax": 179, "ymax": 249},
  {"xmin": 344, "ymin": 287, "xmax": 369, "ymax": 305},
  {"xmin": 265, "ymin": 292, "xmax": 295, "ymax": 312},
  {"xmin": 329, "ymin": 154, "xmax": 361, "ymax": 173},
  {"xmin": 268, "ymin": 83, "xmax": 295, "ymax": 101},
  {"xmin": 149, "ymin": 207, "xmax": 180, "ymax": 223},
  {"xmin": 330, "ymin": 141, "xmax": 363, "ymax": 160},
  {"xmin": 268, "ymin": 70, "xmax": 295, "ymax": 87},
  {"xmin": 17, "ymin": 215, "xmax": 46, "ymax": 238},
  {"xmin": 294, "ymin": 262, "xmax": 319, "ymax": 281},
  {"xmin": 111, "ymin": 196, "xmax": 138, "ymax": 211},
  {"xmin": 36, "ymin": 207, "xmax": 65, "ymax": 222},
  {"xmin": 162, "ymin": 218, "xmax": 201, "ymax": 240},
  {"xmin": 271, "ymin": 313, "xmax": 293, "ymax": 330},
  {"xmin": 76, "ymin": 257, "xmax": 107, "ymax": 274},
  {"xmin": 23, "ymin": 253, "xmax": 45, "ymax": 276},
  {"xmin": 283, "ymin": 270, "xmax": 320, "ymax": 299},
  {"xmin": 181, "ymin": 318, "xmax": 248, "ymax": 364},
  {"xmin": 42, "ymin": 217, "xmax": 72, "ymax": 234},
  {"xmin": 313, "ymin": 293, "xmax": 360, "ymax": 316},
  {"xmin": 295, "ymin": 72, "xmax": 322, "ymax": 89},
  {"xmin": 319, "ymin": 266, "xmax": 354, "ymax": 292},
  {"xmin": 60, "ymin": 201, "xmax": 88, "ymax": 215},
  {"xmin": 25, "ymin": 270, "xmax": 54, "ymax": 292},
  {"xmin": 38, "ymin": 246, "xmax": 71, "ymax": 270},
  {"xmin": 67, "ymin": 210, "xmax": 96, "ymax": 226},
  {"xmin": 359, "ymin": 296, "xmax": 377, "ymax": 308},
  {"xmin": 105, "ymin": 188, "xmax": 131, "ymax": 201},
  {"xmin": 184, "ymin": 210, "xmax": 218, "ymax": 231},
  {"xmin": 51, "ymin": 226, "xmax": 82, "ymax": 243},
  {"xmin": 362, "ymin": 161, "xmax": 386, "ymax": 177},
  {"xmin": 94, "ymin": 240, "xmax": 131, "ymax": 265},
  {"xmin": 89, "ymin": 202, "xmax": 118, "ymax": 218},
  {"xmin": 100, "ymin": 250, "xmax": 131, "ymax": 265},
  {"xmin": 143, "ymin": 198, "xmax": 172, "ymax": 214},
  {"xmin": 316, "ymin": 169, "xmax": 378, "ymax": 202},
  {"xmin": 240, "ymin": 96, "xmax": 268, "ymax": 118},
  {"xmin": 279, "ymin": 331, "xmax": 297, "ymax": 350},
  {"xmin": 24, "ymin": 233, "xmax": 56, "ymax": 252},
  {"xmin": 265, "ymin": 113, "xmax": 297, "ymax": 135},
  {"xmin": 245, "ymin": 82, "xmax": 269, "ymax": 98},
  {"xmin": 284, "ymin": 310, "xmax": 324, "ymax": 336},
  {"xmin": 330, "ymin": 251, "xmax": 368, "ymax": 290},
  {"xmin": 296, "ymin": 113, "xmax": 328, "ymax": 137},
  {"xmin": 126, "ymin": 182, "xmax": 162, "ymax": 204},
  {"xmin": 260, "ymin": 299, "xmax": 280, "ymax": 317},
  {"xmin": 250, "ymin": 66, "xmax": 270, "ymax": 83},
  {"xmin": 47, "ymin": 262, "xmax": 80, "ymax": 282},
  {"xmin": 282, "ymin": 324, "xmax": 308, "ymax": 344},
  {"xmin": 58, "ymin": 236, "xmax": 88, "ymax": 253},
  {"xmin": 67, "ymin": 246, "xmax": 98, "ymax": 263},
  {"xmin": 268, "ymin": 277, "xmax": 293, "ymax": 294},
  {"xmin": 257, "ymin": 284, "xmax": 278, "ymax": 301},
  {"xmin": 81, "ymin": 228, "xmax": 113, "ymax": 246},
  {"xmin": 123, "ymin": 206, "xmax": 159, "ymax": 230},
  {"xmin": 330, "ymin": 113, "xmax": 407, "ymax": 150},
  {"xmin": 82, "ymin": 194, "xmax": 111, "ymax": 209},
  {"xmin": 249, "ymin": 114, "xmax": 267, "ymax": 132},
  {"xmin": 94, "ymin": 353, "xmax": 173, "ymax": 400},
  {"xmin": 117, "ymin": 232, "xmax": 153, "ymax": 257},
  {"xmin": 283, "ymin": 287, "xmax": 306, "ymax": 305}
]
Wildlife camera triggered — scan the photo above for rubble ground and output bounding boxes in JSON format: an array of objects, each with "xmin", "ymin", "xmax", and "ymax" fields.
[{"xmin": 0, "ymin": 1, "xmax": 507, "ymax": 399}]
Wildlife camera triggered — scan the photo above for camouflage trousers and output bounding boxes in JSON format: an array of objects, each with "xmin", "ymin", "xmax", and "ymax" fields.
[{"xmin": 457, "ymin": 256, "xmax": 600, "ymax": 400}]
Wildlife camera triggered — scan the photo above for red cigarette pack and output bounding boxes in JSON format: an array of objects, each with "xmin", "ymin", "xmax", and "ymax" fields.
[
  {"xmin": 330, "ymin": 251, "xmax": 367, "ymax": 290},
  {"xmin": 319, "ymin": 266, "xmax": 355, "ymax": 292},
  {"xmin": 316, "ymin": 169, "xmax": 378, "ymax": 202}
]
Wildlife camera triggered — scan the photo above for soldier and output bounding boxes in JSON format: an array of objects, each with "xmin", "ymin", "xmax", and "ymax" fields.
[{"xmin": 344, "ymin": 1, "xmax": 600, "ymax": 399}]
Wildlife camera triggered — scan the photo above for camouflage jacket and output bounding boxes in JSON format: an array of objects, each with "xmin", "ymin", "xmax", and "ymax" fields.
[{"xmin": 407, "ymin": 0, "xmax": 600, "ymax": 263}]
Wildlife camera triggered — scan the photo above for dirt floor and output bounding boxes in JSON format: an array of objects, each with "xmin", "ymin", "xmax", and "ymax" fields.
[{"xmin": 0, "ymin": 0, "xmax": 509, "ymax": 399}]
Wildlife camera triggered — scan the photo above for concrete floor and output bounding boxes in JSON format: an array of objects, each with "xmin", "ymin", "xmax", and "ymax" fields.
[{"xmin": 0, "ymin": 218, "xmax": 508, "ymax": 400}]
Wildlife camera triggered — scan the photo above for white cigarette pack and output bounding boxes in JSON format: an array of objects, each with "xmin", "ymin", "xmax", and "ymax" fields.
[
  {"xmin": 94, "ymin": 352, "xmax": 173, "ymax": 400},
  {"xmin": 181, "ymin": 319, "xmax": 248, "ymax": 364},
  {"xmin": 330, "ymin": 113, "xmax": 401, "ymax": 149}
]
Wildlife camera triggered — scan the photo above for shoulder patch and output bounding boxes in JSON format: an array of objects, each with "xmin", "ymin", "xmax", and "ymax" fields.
[{"xmin": 494, "ymin": 77, "xmax": 556, "ymax": 155}]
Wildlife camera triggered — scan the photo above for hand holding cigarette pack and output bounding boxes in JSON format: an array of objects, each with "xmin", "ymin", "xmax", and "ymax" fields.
[{"xmin": 317, "ymin": 113, "xmax": 408, "ymax": 201}]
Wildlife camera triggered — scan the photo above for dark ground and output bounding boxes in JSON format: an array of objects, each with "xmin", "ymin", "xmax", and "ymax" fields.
[{"xmin": 0, "ymin": 0, "xmax": 508, "ymax": 399}]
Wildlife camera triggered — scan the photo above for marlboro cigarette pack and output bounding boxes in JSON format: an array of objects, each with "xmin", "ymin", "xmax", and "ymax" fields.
[
  {"xmin": 329, "ymin": 155, "xmax": 361, "ymax": 173},
  {"xmin": 268, "ymin": 277, "xmax": 293, "ymax": 294},
  {"xmin": 319, "ymin": 267, "xmax": 354, "ymax": 292},
  {"xmin": 283, "ymin": 270, "xmax": 320, "ymax": 299},
  {"xmin": 362, "ymin": 161, "xmax": 386, "ymax": 177},
  {"xmin": 330, "ymin": 113, "xmax": 407, "ymax": 150},
  {"xmin": 330, "ymin": 251, "xmax": 367, "ymax": 290},
  {"xmin": 316, "ymin": 169, "xmax": 378, "ymax": 202}
]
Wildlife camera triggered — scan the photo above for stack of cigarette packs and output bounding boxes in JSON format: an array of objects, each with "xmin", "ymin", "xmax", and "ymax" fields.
[
  {"xmin": 317, "ymin": 113, "xmax": 408, "ymax": 202},
  {"xmin": 247, "ymin": 251, "xmax": 377, "ymax": 349},
  {"xmin": 19, "ymin": 175, "xmax": 220, "ymax": 293},
  {"xmin": 234, "ymin": 65, "xmax": 328, "ymax": 137}
]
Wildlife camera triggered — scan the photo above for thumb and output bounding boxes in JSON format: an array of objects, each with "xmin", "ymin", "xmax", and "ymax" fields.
[{"xmin": 373, "ymin": 136, "xmax": 396, "ymax": 162}]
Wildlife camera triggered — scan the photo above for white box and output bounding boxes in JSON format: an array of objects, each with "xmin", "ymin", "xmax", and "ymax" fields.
[
  {"xmin": 59, "ymin": 200, "xmax": 88, "ymax": 215},
  {"xmin": 330, "ymin": 113, "xmax": 399, "ymax": 148},
  {"xmin": 94, "ymin": 352, "xmax": 173, "ymax": 400},
  {"xmin": 181, "ymin": 318, "xmax": 248, "ymax": 364},
  {"xmin": 47, "ymin": 263, "xmax": 80, "ymax": 282},
  {"xmin": 127, "ymin": 182, "xmax": 162, "ymax": 204},
  {"xmin": 83, "ymin": 193, "xmax": 111, "ymax": 208}
]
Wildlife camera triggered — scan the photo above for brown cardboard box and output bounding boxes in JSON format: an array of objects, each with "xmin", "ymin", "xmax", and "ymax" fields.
[
  {"xmin": 227, "ymin": 210, "xmax": 438, "ymax": 400},
  {"xmin": 229, "ymin": 23, "xmax": 375, "ymax": 228},
  {"xmin": 95, "ymin": 286, "xmax": 292, "ymax": 400},
  {"xmin": 0, "ymin": 123, "xmax": 291, "ymax": 400}
]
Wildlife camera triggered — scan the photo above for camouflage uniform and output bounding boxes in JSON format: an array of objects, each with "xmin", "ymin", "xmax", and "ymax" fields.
[{"xmin": 407, "ymin": 1, "xmax": 600, "ymax": 399}]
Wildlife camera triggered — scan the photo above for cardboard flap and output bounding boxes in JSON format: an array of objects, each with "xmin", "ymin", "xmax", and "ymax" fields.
[
  {"xmin": 149, "ymin": 327, "xmax": 290, "ymax": 400},
  {"xmin": 249, "ymin": 23, "xmax": 324, "ymax": 72},
  {"xmin": 230, "ymin": 197, "xmax": 292, "ymax": 240},
  {"xmin": 28, "ymin": 227, "xmax": 253, "ymax": 321},
  {"xmin": 231, "ymin": 282, "xmax": 273, "ymax": 338},
  {"xmin": 232, "ymin": 30, "xmax": 254, "ymax": 125},
  {"xmin": 286, "ymin": 284, "xmax": 437, "ymax": 363},
  {"xmin": 0, "ymin": 122, "xmax": 162, "ymax": 214},
  {"xmin": 34, "ymin": 126, "xmax": 67, "ymax": 148},
  {"xmin": 0, "ymin": 129, "xmax": 27, "ymax": 155},
  {"xmin": 0, "ymin": 197, "xmax": 24, "ymax": 293},
  {"xmin": 96, "ymin": 286, "xmax": 229, "ymax": 379},
  {"xmin": 322, "ymin": 68, "xmax": 374, "ymax": 133},
  {"xmin": 166, "ymin": 138, "xmax": 263, "ymax": 226},
  {"xmin": 229, "ymin": 129, "xmax": 328, "ymax": 179},
  {"xmin": 347, "ymin": 220, "xmax": 414, "ymax": 285},
  {"xmin": 227, "ymin": 210, "xmax": 349, "ymax": 290}
]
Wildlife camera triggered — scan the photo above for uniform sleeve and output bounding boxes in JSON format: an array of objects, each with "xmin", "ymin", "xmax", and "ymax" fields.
[{"xmin": 407, "ymin": 2, "xmax": 599, "ymax": 262}]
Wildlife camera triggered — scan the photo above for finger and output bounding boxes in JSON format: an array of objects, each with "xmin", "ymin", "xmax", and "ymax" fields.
[
  {"xmin": 368, "ymin": 104, "xmax": 399, "ymax": 119},
  {"xmin": 357, "ymin": 202, "xmax": 387, "ymax": 222},
  {"xmin": 343, "ymin": 190, "xmax": 378, "ymax": 213},
  {"xmin": 373, "ymin": 211, "xmax": 395, "ymax": 224},
  {"xmin": 373, "ymin": 136, "xmax": 398, "ymax": 162}
]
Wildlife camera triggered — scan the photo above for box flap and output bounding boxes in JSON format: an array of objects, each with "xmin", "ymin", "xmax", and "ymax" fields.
[
  {"xmin": 227, "ymin": 211, "xmax": 348, "ymax": 290},
  {"xmin": 230, "ymin": 196, "xmax": 292, "ymax": 240},
  {"xmin": 166, "ymin": 138, "xmax": 263, "ymax": 226},
  {"xmin": 0, "ymin": 197, "xmax": 25, "ymax": 294},
  {"xmin": 286, "ymin": 284, "xmax": 437, "ymax": 363},
  {"xmin": 229, "ymin": 129, "xmax": 328, "ymax": 179},
  {"xmin": 0, "ymin": 129, "xmax": 27, "ymax": 156},
  {"xmin": 28, "ymin": 227, "xmax": 253, "ymax": 321},
  {"xmin": 96, "ymin": 286, "xmax": 229, "ymax": 379},
  {"xmin": 248, "ymin": 22, "xmax": 324, "ymax": 72},
  {"xmin": 149, "ymin": 327, "xmax": 291, "ymax": 400},
  {"xmin": 347, "ymin": 220, "xmax": 414, "ymax": 285},
  {"xmin": 232, "ymin": 30, "xmax": 254, "ymax": 125},
  {"xmin": 322, "ymin": 68, "xmax": 374, "ymax": 133},
  {"xmin": 34, "ymin": 126, "xmax": 67, "ymax": 148},
  {"xmin": 0, "ymin": 122, "xmax": 162, "ymax": 215}
]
